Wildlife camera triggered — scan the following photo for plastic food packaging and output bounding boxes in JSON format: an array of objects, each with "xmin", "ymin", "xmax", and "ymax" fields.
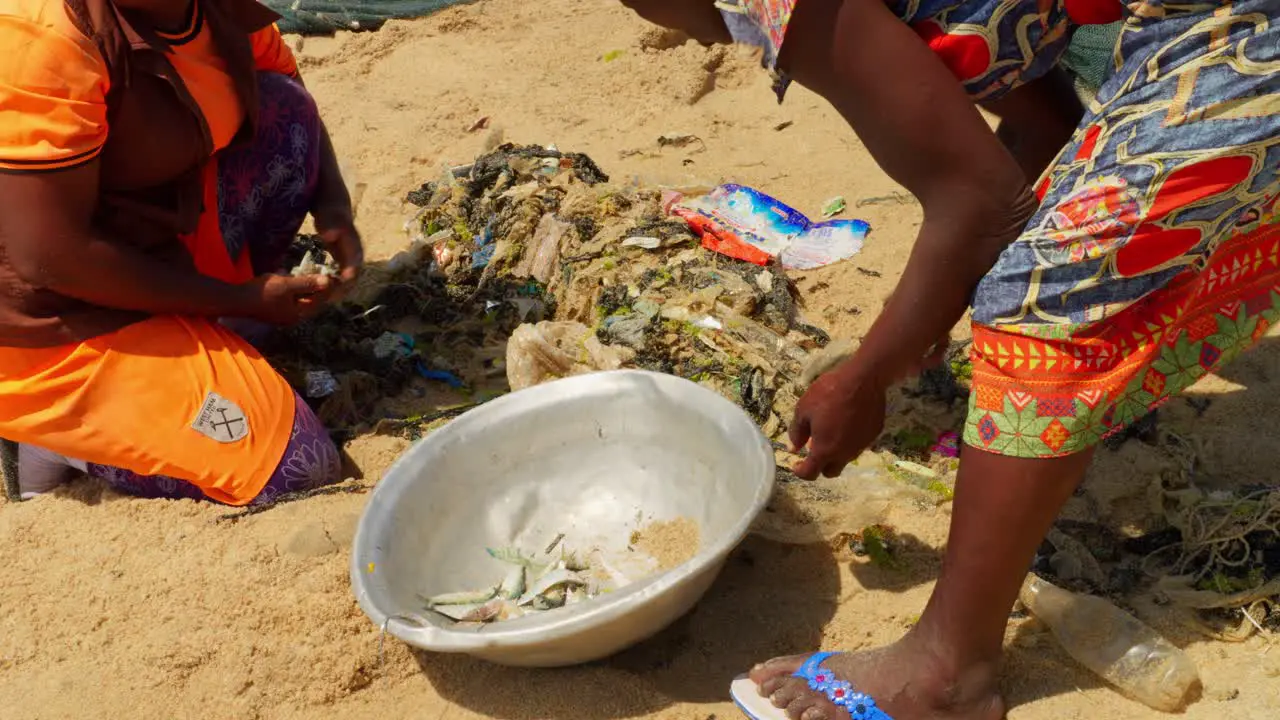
[
  {"xmin": 505, "ymin": 322, "xmax": 632, "ymax": 392},
  {"xmin": 667, "ymin": 183, "xmax": 869, "ymax": 269}
]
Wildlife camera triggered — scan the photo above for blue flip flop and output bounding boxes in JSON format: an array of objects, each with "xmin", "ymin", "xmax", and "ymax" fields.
[{"xmin": 730, "ymin": 652, "xmax": 895, "ymax": 720}]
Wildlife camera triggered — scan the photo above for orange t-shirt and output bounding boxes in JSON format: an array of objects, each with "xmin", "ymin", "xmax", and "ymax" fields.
[
  {"xmin": 0, "ymin": 1, "xmax": 304, "ymax": 504},
  {"xmin": 157, "ymin": 0, "xmax": 299, "ymax": 151},
  {"xmin": 0, "ymin": 0, "xmax": 299, "ymax": 174}
]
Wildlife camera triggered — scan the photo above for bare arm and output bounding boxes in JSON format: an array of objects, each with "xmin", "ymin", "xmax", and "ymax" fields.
[
  {"xmin": 313, "ymin": 120, "xmax": 353, "ymax": 220},
  {"xmin": 0, "ymin": 161, "xmax": 255, "ymax": 317},
  {"xmin": 784, "ymin": 0, "xmax": 1039, "ymax": 476},
  {"xmin": 290, "ymin": 71, "xmax": 352, "ymax": 219},
  {"xmin": 789, "ymin": 0, "xmax": 1037, "ymax": 387}
]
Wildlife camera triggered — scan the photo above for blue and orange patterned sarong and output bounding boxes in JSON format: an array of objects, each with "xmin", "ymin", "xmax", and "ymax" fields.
[
  {"xmin": 721, "ymin": 0, "xmax": 1280, "ymax": 458},
  {"xmin": 717, "ymin": 0, "xmax": 1110, "ymax": 102},
  {"xmin": 967, "ymin": 1, "xmax": 1280, "ymax": 457}
]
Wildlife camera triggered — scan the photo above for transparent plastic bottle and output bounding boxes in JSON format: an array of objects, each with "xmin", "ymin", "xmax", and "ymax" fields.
[{"xmin": 1018, "ymin": 574, "xmax": 1201, "ymax": 712}]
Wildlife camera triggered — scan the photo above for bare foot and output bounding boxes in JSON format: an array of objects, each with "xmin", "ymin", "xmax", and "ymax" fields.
[{"xmin": 747, "ymin": 634, "xmax": 1005, "ymax": 720}]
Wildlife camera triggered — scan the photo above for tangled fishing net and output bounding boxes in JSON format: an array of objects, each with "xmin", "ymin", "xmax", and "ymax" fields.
[{"xmin": 1129, "ymin": 432, "xmax": 1280, "ymax": 640}]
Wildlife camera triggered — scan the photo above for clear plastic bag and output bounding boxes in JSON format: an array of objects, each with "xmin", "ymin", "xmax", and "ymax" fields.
[{"xmin": 505, "ymin": 322, "xmax": 632, "ymax": 392}]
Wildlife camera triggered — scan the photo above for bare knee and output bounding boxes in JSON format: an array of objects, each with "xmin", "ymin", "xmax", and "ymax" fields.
[{"xmin": 982, "ymin": 69, "xmax": 1085, "ymax": 181}]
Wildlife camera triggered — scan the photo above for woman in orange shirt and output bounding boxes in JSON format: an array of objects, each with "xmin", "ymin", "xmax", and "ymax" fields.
[{"xmin": 0, "ymin": 0, "xmax": 363, "ymax": 506}]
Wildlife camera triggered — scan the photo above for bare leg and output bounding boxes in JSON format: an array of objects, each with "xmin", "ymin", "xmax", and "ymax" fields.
[
  {"xmin": 980, "ymin": 68, "xmax": 1084, "ymax": 182},
  {"xmin": 617, "ymin": 0, "xmax": 731, "ymax": 44},
  {"xmin": 750, "ymin": 447, "xmax": 1094, "ymax": 719},
  {"xmin": 776, "ymin": 0, "xmax": 1081, "ymax": 187}
]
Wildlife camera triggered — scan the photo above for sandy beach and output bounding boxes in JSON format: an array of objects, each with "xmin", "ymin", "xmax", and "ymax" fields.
[{"xmin": 2, "ymin": 1, "xmax": 1278, "ymax": 718}]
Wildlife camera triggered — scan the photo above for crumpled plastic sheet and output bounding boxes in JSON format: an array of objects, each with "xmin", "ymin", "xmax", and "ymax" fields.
[
  {"xmin": 505, "ymin": 321, "xmax": 633, "ymax": 392},
  {"xmin": 666, "ymin": 184, "xmax": 870, "ymax": 270}
]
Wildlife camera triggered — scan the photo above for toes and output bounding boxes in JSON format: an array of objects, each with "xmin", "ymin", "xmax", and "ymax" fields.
[
  {"xmin": 784, "ymin": 688, "xmax": 826, "ymax": 720},
  {"xmin": 750, "ymin": 654, "xmax": 808, "ymax": 687},
  {"xmin": 749, "ymin": 654, "xmax": 841, "ymax": 720},
  {"xmin": 755, "ymin": 672, "xmax": 841, "ymax": 720},
  {"xmin": 767, "ymin": 677, "xmax": 805, "ymax": 709},
  {"xmin": 759, "ymin": 672, "xmax": 791, "ymax": 699},
  {"xmin": 800, "ymin": 705, "xmax": 833, "ymax": 720}
]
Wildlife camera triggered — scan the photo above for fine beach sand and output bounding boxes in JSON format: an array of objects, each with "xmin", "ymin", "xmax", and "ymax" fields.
[{"xmin": 3, "ymin": 1, "xmax": 1279, "ymax": 718}]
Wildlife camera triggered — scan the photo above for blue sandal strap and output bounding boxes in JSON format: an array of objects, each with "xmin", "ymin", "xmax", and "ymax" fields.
[{"xmin": 792, "ymin": 653, "xmax": 895, "ymax": 720}]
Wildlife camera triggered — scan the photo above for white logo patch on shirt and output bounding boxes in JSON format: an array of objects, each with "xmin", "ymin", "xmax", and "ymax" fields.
[{"xmin": 191, "ymin": 392, "xmax": 250, "ymax": 444}]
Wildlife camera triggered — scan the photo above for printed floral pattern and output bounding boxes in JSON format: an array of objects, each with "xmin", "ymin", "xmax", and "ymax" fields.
[
  {"xmin": 722, "ymin": 0, "xmax": 1088, "ymax": 103},
  {"xmin": 217, "ymin": 71, "xmax": 320, "ymax": 274},
  {"xmin": 965, "ymin": 0, "xmax": 1280, "ymax": 458}
]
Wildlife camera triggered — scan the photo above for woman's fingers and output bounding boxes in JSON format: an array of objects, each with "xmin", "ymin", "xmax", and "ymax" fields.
[
  {"xmin": 789, "ymin": 413, "xmax": 812, "ymax": 455},
  {"xmin": 318, "ymin": 223, "xmax": 365, "ymax": 286},
  {"xmin": 796, "ymin": 447, "xmax": 851, "ymax": 480},
  {"xmin": 793, "ymin": 454, "xmax": 823, "ymax": 481},
  {"xmin": 821, "ymin": 460, "xmax": 849, "ymax": 478},
  {"xmin": 793, "ymin": 434, "xmax": 838, "ymax": 480}
]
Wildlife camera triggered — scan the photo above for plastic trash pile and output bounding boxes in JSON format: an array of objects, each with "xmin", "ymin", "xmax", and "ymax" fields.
[
  {"xmin": 261, "ymin": 229, "xmax": 557, "ymax": 439},
  {"xmin": 267, "ymin": 143, "xmax": 871, "ymax": 441}
]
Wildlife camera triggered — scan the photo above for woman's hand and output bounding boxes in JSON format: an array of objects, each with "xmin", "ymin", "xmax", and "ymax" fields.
[
  {"xmin": 772, "ymin": 0, "xmax": 1041, "ymax": 481},
  {"xmin": 313, "ymin": 202, "xmax": 364, "ymax": 289},
  {"xmin": 790, "ymin": 335, "xmax": 948, "ymax": 480},
  {"xmin": 791, "ymin": 360, "xmax": 889, "ymax": 480},
  {"xmin": 237, "ymin": 273, "xmax": 334, "ymax": 326}
]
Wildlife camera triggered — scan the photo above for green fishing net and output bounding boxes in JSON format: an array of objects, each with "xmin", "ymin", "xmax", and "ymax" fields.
[
  {"xmin": 1061, "ymin": 22, "xmax": 1123, "ymax": 97},
  {"xmin": 263, "ymin": 0, "xmax": 473, "ymax": 35}
]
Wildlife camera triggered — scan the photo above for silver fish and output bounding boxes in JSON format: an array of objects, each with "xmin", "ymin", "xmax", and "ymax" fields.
[
  {"xmin": 430, "ymin": 597, "xmax": 524, "ymax": 623},
  {"xmin": 429, "ymin": 543, "xmax": 604, "ymax": 623},
  {"xmin": 498, "ymin": 564, "xmax": 526, "ymax": 600},
  {"xmin": 518, "ymin": 567, "xmax": 586, "ymax": 607},
  {"xmin": 532, "ymin": 587, "xmax": 566, "ymax": 611},
  {"xmin": 489, "ymin": 546, "xmax": 552, "ymax": 579},
  {"xmin": 487, "ymin": 546, "xmax": 529, "ymax": 565},
  {"xmin": 428, "ymin": 602, "xmax": 485, "ymax": 621}
]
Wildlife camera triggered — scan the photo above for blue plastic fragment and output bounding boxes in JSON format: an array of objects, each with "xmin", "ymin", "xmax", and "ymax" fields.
[
  {"xmin": 415, "ymin": 361, "xmax": 465, "ymax": 388},
  {"xmin": 470, "ymin": 219, "xmax": 497, "ymax": 269}
]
